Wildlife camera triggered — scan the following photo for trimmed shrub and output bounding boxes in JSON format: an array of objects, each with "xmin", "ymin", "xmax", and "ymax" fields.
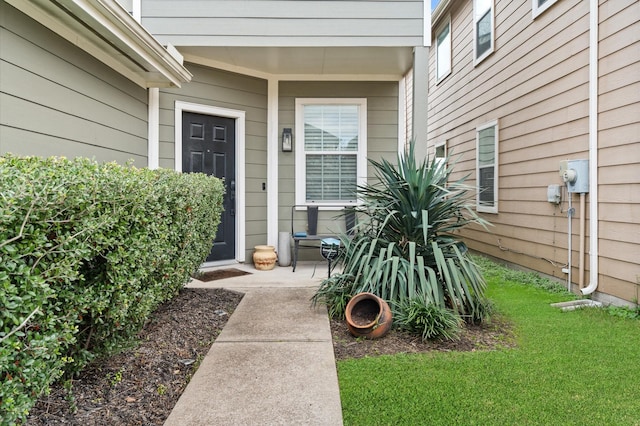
[{"xmin": 0, "ymin": 155, "xmax": 224, "ymax": 424}]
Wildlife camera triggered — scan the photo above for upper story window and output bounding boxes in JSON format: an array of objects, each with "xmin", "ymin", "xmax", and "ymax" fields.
[
  {"xmin": 533, "ymin": 0, "xmax": 559, "ymax": 18},
  {"xmin": 473, "ymin": 0, "xmax": 494, "ymax": 65},
  {"xmin": 476, "ymin": 120, "xmax": 498, "ymax": 213},
  {"xmin": 295, "ymin": 99, "xmax": 367, "ymax": 206},
  {"xmin": 435, "ymin": 18, "xmax": 452, "ymax": 82}
]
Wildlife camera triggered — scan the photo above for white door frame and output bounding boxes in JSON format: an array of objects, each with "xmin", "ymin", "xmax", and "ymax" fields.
[{"xmin": 174, "ymin": 101, "xmax": 246, "ymax": 263}]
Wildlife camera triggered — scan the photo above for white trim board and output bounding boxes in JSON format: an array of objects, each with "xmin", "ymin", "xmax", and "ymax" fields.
[
  {"xmin": 181, "ymin": 54, "xmax": 403, "ymax": 82},
  {"xmin": 267, "ymin": 78, "xmax": 280, "ymax": 248},
  {"xmin": 174, "ymin": 101, "xmax": 246, "ymax": 262},
  {"xmin": 147, "ymin": 88, "xmax": 160, "ymax": 169}
]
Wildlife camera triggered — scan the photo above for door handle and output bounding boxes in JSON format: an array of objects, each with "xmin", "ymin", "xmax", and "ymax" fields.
[{"xmin": 229, "ymin": 179, "xmax": 236, "ymax": 216}]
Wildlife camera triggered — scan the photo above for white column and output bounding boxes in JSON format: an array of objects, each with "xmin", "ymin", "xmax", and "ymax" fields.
[
  {"xmin": 267, "ymin": 78, "xmax": 279, "ymax": 248},
  {"xmin": 147, "ymin": 87, "xmax": 160, "ymax": 169},
  {"xmin": 412, "ymin": 46, "xmax": 429, "ymax": 160},
  {"xmin": 398, "ymin": 75, "xmax": 407, "ymax": 154}
]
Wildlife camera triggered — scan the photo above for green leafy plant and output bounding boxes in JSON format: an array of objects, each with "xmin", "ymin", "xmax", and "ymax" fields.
[
  {"xmin": 63, "ymin": 379, "xmax": 77, "ymax": 414},
  {"xmin": 0, "ymin": 155, "xmax": 224, "ymax": 424},
  {"xmin": 313, "ymin": 141, "xmax": 491, "ymax": 324},
  {"xmin": 394, "ymin": 295, "xmax": 463, "ymax": 341},
  {"xmin": 109, "ymin": 368, "xmax": 124, "ymax": 387},
  {"xmin": 604, "ymin": 305, "xmax": 640, "ymax": 320},
  {"xmin": 156, "ymin": 384, "xmax": 167, "ymax": 395}
]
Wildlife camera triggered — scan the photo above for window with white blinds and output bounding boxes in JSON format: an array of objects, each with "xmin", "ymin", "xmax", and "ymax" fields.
[
  {"xmin": 476, "ymin": 120, "xmax": 498, "ymax": 213},
  {"xmin": 295, "ymin": 99, "xmax": 367, "ymax": 205}
]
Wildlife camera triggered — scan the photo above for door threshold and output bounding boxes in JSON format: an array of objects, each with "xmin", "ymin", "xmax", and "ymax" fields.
[{"xmin": 200, "ymin": 260, "xmax": 239, "ymax": 269}]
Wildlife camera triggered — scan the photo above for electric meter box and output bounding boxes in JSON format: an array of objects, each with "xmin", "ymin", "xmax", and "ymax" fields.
[{"xmin": 566, "ymin": 159, "xmax": 589, "ymax": 193}]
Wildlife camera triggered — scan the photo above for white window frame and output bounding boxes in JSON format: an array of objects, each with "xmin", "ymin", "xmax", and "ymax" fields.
[
  {"xmin": 476, "ymin": 120, "xmax": 499, "ymax": 213},
  {"xmin": 435, "ymin": 140, "xmax": 447, "ymax": 171},
  {"xmin": 435, "ymin": 16, "xmax": 452, "ymax": 83},
  {"xmin": 532, "ymin": 0, "xmax": 559, "ymax": 19},
  {"xmin": 473, "ymin": 0, "xmax": 495, "ymax": 66},
  {"xmin": 294, "ymin": 98, "xmax": 367, "ymax": 207}
]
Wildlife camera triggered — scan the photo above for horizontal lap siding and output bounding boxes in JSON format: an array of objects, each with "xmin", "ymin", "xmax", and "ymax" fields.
[
  {"xmin": 429, "ymin": 0, "xmax": 639, "ymax": 302},
  {"xmin": 141, "ymin": 0, "xmax": 424, "ymax": 47},
  {"xmin": 159, "ymin": 64, "xmax": 268, "ymax": 259},
  {"xmin": 428, "ymin": 0, "xmax": 592, "ymax": 285},
  {"xmin": 0, "ymin": 2, "xmax": 148, "ymax": 165},
  {"xmin": 279, "ymin": 81, "xmax": 398, "ymax": 259},
  {"xmin": 596, "ymin": 0, "xmax": 640, "ymax": 302},
  {"xmin": 116, "ymin": 0, "xmax": 134, "ymax": 14}
]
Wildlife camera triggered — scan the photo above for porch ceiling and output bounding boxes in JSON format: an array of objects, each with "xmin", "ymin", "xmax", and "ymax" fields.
[{"xmin": 178, "ymin": 46, "xmax": 415, "ymax": 78}]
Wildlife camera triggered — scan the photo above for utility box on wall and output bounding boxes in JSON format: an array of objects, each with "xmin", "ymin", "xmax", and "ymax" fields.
[
  {"xmin": 547, "ymin": 184, "xmax": 562, "ymax": 204},
  {"xmin": 560, "ymin": 159, "xmax": 589, "ymax": 193}
]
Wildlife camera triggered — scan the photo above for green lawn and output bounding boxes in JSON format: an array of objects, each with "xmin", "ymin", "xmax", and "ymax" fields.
[{"xmin": 338, "ymin": 262, "xmax": 640, "ymax": 425}]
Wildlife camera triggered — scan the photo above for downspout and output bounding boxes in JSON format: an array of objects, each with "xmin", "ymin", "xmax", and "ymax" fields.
[{"xmin": 582, "ymin": 0, "xmax": 599, "ymax": 295}]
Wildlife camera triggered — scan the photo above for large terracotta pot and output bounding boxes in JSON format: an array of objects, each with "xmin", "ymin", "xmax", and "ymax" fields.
[
  {"xmin": 345, "ymin": 292, "xmax": 393, "ymax": 339},
  {"xmin": 253, "ymin": 245, "xmax": 277, "ymax": 270}
]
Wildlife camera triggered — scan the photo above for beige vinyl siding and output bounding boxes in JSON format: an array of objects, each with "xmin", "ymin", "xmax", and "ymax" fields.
[
  {"xmin": 429, "ymin": 0, "xmax": 639, "ymax": 303},
  {"xmin": 142, "ymin": 0, "xmax": 424, "ymax": 47},
  {"xmin": 595, "ymin": 0, "xmax": 640, "ymax": 302},
  {"xmin": 279, "ymin": 81, "xmax": 398, "ymax": 259},
  {"xmin": 159, "ymin": 63, "xmax": 268, "ymax": 259},
  {"xmin": 0, "ymin": 2, "xmax": 148, "ymax": 164},
  {"xmin": 428, "ymin": 0, "xmax": 590, "ymax": 279}
]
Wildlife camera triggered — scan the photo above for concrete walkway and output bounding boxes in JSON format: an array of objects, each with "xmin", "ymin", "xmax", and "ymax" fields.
[{"xmin": 164, "ymin": 262, "xmax": 343, "ymax": 426}]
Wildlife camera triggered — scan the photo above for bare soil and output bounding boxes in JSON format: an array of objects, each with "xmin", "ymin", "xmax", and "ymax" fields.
[{"xmin": 26, "ymin": 287, "xmax": 515, "ymax": 425}]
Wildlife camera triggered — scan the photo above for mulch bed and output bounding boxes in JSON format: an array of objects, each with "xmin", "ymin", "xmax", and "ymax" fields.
[
  {"xmin": 25, "ymin": 288, "xmax": 515, "ymax": 424},
  {"xmin": 331, "ymin": 315, "xmax": 517, "ymax": 361},
  {"xmin": 26, "ymin": 288, "xmax": 243, "ymax": 426}
]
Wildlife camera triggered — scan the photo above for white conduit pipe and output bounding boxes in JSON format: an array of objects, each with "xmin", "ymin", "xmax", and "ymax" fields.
[
  {"xmin": 567, "ymin": 192, "xmax": 573, "ymax": 292},
  {"xmin": 579, "ymin": 193, "xmax": 586, "ymax": 289},
  {"xmin": 582, "ymin": 0, "xmax": 599, "ymax": 295}
]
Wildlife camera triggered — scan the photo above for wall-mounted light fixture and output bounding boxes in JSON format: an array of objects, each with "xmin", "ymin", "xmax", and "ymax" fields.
[{"xmin": 282, "ymin": 128, "xmax": 292, "ymax": 152}]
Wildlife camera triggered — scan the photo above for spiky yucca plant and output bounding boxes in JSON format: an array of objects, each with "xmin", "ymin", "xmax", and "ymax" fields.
[{"xmin": 313, "ymin": 141, "xmax": 491, "ymax": 322}]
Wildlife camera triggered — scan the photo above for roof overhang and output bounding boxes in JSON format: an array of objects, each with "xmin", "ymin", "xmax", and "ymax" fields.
[
  {"xmin": 4, "ymin": 0, "xmax": 192, "ymax": 88},
  {"xmin": 179, "ymin": 46, "xmax": 416, "ymax": 81},
  {"xmin": 432, "ymin": 0, "xmax": 453, "ymax": 27}
]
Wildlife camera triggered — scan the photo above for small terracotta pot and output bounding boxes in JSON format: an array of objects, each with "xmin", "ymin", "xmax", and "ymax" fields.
[
  {"xmin": 345, "ymin": 292, "xmax": 393, "ymax": 339},
  {"xmin": 253, "ymin": 245, "xmax": 277, "ymax": 270}
]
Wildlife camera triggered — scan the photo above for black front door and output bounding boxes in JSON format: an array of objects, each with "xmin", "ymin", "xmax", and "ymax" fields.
[{"xmin": 182, "ymin": 112, "xmax": 235, "ymax": 262}]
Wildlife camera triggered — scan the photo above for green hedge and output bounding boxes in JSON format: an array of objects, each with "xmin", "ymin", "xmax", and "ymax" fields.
[{"xmin": 0, "ymin": 155, "xmax": 224, "ymax": 424}]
